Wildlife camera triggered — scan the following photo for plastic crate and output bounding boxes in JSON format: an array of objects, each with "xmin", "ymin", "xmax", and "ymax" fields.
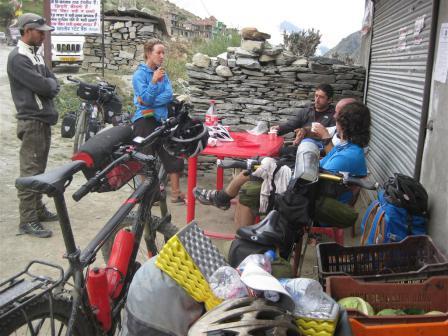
[
  {"xmin": 326, "ymin": 276, "xmax": 448, "ymax": 336},
  {"xmin": 317, "ymin": 235, "xmax": 448, "ymax": 286}
]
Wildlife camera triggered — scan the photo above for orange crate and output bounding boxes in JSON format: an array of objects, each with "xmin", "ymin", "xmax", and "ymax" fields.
[
  {"xmin": 326, "ymin": 276, "xmax": 448, "ymax": 336},
  {"xmin": 350, "ymin": 318, "xmax": 448, "ymax": 336}
]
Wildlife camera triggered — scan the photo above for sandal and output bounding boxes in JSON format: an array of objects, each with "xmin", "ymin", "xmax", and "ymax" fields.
[{"xmin": 171, "ymin": 192, "xmax": 186, "ymax": 204}]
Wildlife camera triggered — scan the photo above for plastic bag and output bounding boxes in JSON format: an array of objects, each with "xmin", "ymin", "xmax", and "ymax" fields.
[
  {"xmin": 279, "ymin": 278, "xmax": 323, "ymax": 314},
  {"xmin": 247, "ymin": 121, "xmax": 268, "ymax": 135},
  {"xmin": 209, "ymin": 266, "xmax": 248, "ymax": 300}
]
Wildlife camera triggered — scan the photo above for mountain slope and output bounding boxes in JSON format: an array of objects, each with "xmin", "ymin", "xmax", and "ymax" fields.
[{"xmin": 324, "ymin": 30, "xmax": 361, "ymax": 64}]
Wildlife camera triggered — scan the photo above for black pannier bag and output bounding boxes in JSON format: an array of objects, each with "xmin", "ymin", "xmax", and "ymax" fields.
[
  {"xmin": 228, "ymin": 239, "xmax": 273, "ymax": 268},
  {"xmin": 72, "ymin": 126, "xmax": 142, "ymax": 192},
  {"xmin": 76, "ymin": 82, "xmax": 99, "ymax": 101},
  {"xmin": 103, "ymin": 94, "xmax": 122, "ymax": 124},
  {"xmin": 61, "ymin": 112, "xmax": 77, "ymax": 138}
]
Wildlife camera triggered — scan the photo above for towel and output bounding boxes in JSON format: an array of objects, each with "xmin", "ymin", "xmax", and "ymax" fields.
[
  {"xmin": 274, "ymin": 165, "xmax": 292, "ymax": 194},
  {"xmin": 252, "ymin": 157, "xmax": 277, "ymax": 213}
]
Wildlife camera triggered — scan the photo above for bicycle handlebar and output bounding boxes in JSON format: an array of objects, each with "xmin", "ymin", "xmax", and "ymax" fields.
[
  {"xmin": 67, "ymin": 75, "xmax": 80, "ymax": 84},
  {"xmin": 217, "ymin": 158, "xmax": 379, "ymax": 190},
  {"xmin": 66, "ymin": 75, "xmax": 116, "ymax": 91}
]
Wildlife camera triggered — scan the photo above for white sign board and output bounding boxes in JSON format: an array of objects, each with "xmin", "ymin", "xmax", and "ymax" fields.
[{"xmin": 51, "ymin": 0, "xmax": 101, "ymax": 34}]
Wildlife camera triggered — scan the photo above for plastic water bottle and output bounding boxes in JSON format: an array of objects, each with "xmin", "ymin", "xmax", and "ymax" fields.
[
  {"xmin": 293, "ymin": 139, "xmax": 320, "ymax": 182},
  {"xmin": 205, "ymin": 100, "xmax": 218, "ymax": 126},
  {"xmin": 237, "ymin": 250, "xmax": 276, "ymax": 274}
]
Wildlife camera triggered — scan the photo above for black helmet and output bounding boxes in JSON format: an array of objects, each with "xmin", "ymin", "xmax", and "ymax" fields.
[
  {"xmin": 163, "ymin": 116, "xmax": 209, "ymax": 158},
  {"xmin": 383, "ymin": 173, "xmax": 428, "ymax": 216},
  {"xmin": 187, "ymin": 297, "xmax": 299, "ymax": 336}
]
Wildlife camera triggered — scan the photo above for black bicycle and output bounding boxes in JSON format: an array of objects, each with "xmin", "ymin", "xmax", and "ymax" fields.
[
  {"xmin": 0, "ymin": 115, "xmax": 187, "ymax": 335},
  {"xmin": 67, "ymin": 76, "xmax": 123, "ymax": 154}
]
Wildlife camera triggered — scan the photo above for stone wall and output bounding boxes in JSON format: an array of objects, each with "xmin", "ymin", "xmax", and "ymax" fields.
[
  {"xmin": 186, "ymin": 32, "xmax": 365, "ymax": 129},
  {"xmin": 82, "ymin": 18, "xmax": 162, "ymax": 74}
]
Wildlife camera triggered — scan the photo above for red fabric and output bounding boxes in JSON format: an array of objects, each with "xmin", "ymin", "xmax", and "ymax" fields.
[
  {"xmin": 72, "ymin": 152, "xmax": 94, "ymax": 168},
  {"xmin": 202, "ymin": 132, "xmax": 284, "ymax": 158}
]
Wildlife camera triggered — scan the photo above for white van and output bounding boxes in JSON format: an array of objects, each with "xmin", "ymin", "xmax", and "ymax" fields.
[{"xmin": 51, "ymin": 35, "xmax": 85, "ymax": 67}]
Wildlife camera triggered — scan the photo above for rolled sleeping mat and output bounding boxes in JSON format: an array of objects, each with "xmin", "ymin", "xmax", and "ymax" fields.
[{"xmin": 72, "ymin": 125, "xmax": 133, "ymax": 170}]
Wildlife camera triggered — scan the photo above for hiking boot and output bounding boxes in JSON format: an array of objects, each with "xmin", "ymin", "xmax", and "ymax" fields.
[
  {"xmin": 19, "ymin": 221, "xmax": 52, "ymax": 238},
  {"xmin": 37, "ymin": 208, "xmax": 59, "ymax": 222},
  {"xmin": 193, "ymin": 187, "xmax": 230, "ymax": 210}
]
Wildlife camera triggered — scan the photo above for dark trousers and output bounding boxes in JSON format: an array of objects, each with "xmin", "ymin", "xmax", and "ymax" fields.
[
  {"xmin": 16, "ymin": 119, "xmax": 51, "ymax": 224},
  {"xmin": 133, "ymin": 117, "xmax": 184, "ymax": 174}
]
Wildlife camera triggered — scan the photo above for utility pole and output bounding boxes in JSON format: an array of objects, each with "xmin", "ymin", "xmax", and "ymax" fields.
[
  {"xmin": 101, "ymin": 0, "xmax": 105, "ymax": 78},
  {"xmin": 43, "ymin": 0, "xmax": 52, "ymax": 69}
]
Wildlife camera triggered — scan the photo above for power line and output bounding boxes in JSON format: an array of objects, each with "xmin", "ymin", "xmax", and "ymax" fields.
[{"xmin": 199, "ymin": 0, "xmax": 210, "ymax": 17}]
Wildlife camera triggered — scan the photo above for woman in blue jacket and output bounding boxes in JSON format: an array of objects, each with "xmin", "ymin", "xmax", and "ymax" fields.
[{"xmin": 132, "ymin": 38, "xmax": 185, "ymax": 203}]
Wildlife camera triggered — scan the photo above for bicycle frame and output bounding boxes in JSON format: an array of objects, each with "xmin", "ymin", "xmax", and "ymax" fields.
[{"xmin": 53, "ymin": 162, "xmax": 161, "ymax": 335}]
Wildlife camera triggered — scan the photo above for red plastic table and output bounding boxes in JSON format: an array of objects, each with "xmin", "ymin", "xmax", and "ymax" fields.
[{"xmin": 186, "ymin": 132, "xmax": 284, "ymax": 222}]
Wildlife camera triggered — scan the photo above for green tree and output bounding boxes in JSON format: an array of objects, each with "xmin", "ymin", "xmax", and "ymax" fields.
[
  {"xmin": 283, "ymin": 28, "xmax": 322, "ymax": 57},
  {"xmin": 0, "ymin": 2, "xmax": 14, "ymax": 32}
]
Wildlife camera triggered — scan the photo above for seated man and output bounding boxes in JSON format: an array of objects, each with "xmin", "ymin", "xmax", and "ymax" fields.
[
  {"xmin": 194, "ymin": 101, "xmax": 371, "ymax": 229},
  {"xmin": 274, "ymin": 83, "xmax": 336, "ymax": 147}
]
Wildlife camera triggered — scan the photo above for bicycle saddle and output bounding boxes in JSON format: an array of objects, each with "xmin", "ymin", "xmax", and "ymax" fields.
[
  {"xmin": 236, "ymin": 210, "xmax": 284, "ymax": 246},
  {"xmin": 15, "ymin": 161, "xmax": 85, "ymax": 197}
]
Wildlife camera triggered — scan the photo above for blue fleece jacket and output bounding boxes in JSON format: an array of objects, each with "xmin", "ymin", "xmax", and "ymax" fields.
[{"xmin": 132, "ymin": 63, "xmax": 173, "ymax": 122}]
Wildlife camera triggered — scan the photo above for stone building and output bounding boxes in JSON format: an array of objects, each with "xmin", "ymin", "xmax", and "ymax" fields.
[
  {"xmin": 82, "ymin": 9, "xmax": 168, "ymax": 74},
  {"xmin": 164, "ymin": 12, "xmax": 226, "ymax": 40}
]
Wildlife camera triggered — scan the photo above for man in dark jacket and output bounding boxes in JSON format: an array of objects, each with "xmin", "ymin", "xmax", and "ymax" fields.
[
  {"xmin": 7, "ymin": 13, "xmax": 60, "ymax": 238},
  {"xmin": 273, "ymin": 83, "xmax": 336, "ymax": 146}
]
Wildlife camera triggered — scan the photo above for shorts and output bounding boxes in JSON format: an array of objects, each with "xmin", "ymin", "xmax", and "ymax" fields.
[
  {"xmin": 133, "ymin": 117, "xmax": 184, "ymax": 174},
  {"xmin": 238, "ymin": 177, "xmax": 263, "ymax": 212}
]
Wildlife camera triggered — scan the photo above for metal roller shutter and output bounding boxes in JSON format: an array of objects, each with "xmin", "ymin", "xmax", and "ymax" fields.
[{"xmin": 365, "ymin": 0, "xmax": 434, "ymax": 183}]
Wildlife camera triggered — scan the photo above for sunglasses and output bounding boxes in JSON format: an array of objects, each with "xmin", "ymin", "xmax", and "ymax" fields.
[{"xmin": 24, "ymin": 18, "xmax": 46, "ymax": 27}]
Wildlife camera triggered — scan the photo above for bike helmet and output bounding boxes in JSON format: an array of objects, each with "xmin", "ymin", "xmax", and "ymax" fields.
[
  {"xmin": 208, "ymin": 125, "xmax": 234, "ymax": 142},
  {"xmin": 163, "ymin": 117, "xmax": 209, "ymax": 158},
  {"xmin": 383, "ymin": 173, "xmax": 428, "ymax": 216},
  {"xmin": 187, "ymin": 297, "xmax": 299, "ymax": 336}
]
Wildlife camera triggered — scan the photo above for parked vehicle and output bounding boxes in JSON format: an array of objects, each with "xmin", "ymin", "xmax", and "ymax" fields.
[
  {"xmin": 7, "ymin": 27, "xmax": 20, "ymax": 46},
  {"xmin": 51, "ymin": 35, "xmax": 85, "ymax": 68}
]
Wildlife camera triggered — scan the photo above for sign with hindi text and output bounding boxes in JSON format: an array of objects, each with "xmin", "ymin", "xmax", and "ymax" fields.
[{"xmin": 51, "ymin": 0, "xmax": 101, "ymax": 34}]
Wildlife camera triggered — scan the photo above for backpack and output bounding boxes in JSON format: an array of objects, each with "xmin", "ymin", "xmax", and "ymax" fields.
[{"xmin": 360, "ymin": 174, "xmax": 429, "ymax": 245}]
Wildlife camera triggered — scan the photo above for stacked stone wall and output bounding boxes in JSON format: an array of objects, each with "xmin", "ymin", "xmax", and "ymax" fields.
[
  {"xmin": 187, "ymin": 38, "xmax": 365, "ymax": 129},
  {"xmin": 82, "ymin": 19, "xmax": 163, "ymax": 74}
]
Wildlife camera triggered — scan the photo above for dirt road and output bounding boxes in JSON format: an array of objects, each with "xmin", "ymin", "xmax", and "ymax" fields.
[{"xmin": 0, "ymin": 46, "xmax": 322, "ymax": 284}]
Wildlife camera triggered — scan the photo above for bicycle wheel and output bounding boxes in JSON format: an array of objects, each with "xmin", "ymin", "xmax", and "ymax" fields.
[
  {"xmin": 0, "ymin": 294, "xmax": 93, "ymax": 336},
  {"xmin": 73, "ymin": 107, "xmax": 88, "ymax": 154},
  {"xmin": 144, "ymin": 215, "xmax": 179, "ymax": 257}
]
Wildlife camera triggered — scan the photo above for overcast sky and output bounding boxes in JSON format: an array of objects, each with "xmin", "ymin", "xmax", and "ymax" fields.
[{"xmin": 169, "ymin": 0, "xmax": 366, "ymax": 49}]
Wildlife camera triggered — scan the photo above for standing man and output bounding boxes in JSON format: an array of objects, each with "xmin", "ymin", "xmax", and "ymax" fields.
[{"xmin": 7, "ymin": 13, "xmax": 60, "ymax": 238}]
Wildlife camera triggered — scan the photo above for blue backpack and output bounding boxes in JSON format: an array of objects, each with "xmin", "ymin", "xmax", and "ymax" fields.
[{"xmin": 360, "ymin": 174, "xmax": 428, "ymax": 245}]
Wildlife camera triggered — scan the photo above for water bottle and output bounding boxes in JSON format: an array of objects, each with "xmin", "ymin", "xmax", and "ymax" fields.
[
  {"xmin": 237, "ymin": 250, "xmax": 276, "ymax": 274},
  {"xmin": 86, "ymin": 267, "xmax": 112, "ymax": 331},
  {"xmin": 293, "ymin": 139, "xmax": 320, "ymax": 182},
  {"xmin": 205, "ymin": 100, "xmax": 218, "ymax": 126},
  {"xmin": 106, "ymin": 228, "xmax": 135, "ymax": 299}
]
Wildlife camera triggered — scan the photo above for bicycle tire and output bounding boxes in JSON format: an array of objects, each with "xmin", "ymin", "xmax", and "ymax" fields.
[
  {"xmin": 73, "ymin": 107, "xmax": 87, "ymax": 154},
  {"xmin": 0, "ymin": 293, "xmax": 93, "ymax": 336},
  {"xmin": 145, "ymin": 217, "xmax": 179, "ymax": 257}
]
